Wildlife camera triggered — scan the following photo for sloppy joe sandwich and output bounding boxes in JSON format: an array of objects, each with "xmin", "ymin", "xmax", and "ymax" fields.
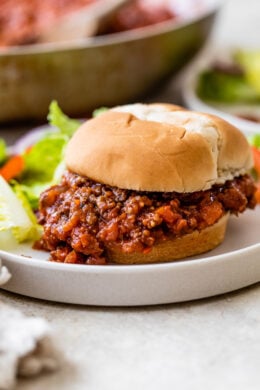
[{"xmin": 36, "ymin": 103, "xmax": 256, "ymax": 264}]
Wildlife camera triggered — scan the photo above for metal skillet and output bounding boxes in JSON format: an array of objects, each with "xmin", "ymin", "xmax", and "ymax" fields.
[{"xmin": 0, "ymin": 0, "xmax": 221, "ymax": 122}]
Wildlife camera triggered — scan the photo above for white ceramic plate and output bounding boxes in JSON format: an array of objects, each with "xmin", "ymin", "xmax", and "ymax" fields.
[
  {"xmin": 0, "ymin": 208, "xmax": 259, "ymax": 306},
  {"xmin": 182, "ymin": 48, "xmax": 260, "ymax": 136}
]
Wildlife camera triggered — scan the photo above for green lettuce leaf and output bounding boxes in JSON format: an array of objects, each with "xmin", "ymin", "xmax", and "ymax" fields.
[
  {"xmin": 11, "ymin": 180, "xmax": 39, "ymax": 226},
  {"xmin": 0, "ymin": 102, "xmax": 82, "ymax": 246},
  {"xmin": 235, "ymin": 50, "xmax": 260, "ymax": 94},
  {"xmin": 0, "ymin": 139, "xmax": 7, "ymax": 166},
  {"xmin": 16, "ymin": 101, "xmax": 81, "ymax": 209},
  {"xmin": 92, "ymin": 106, "xmax": 108, "ymax": 117},
  {"xmin": 22, "ymin": 133, "xmax": 67, "ymax": 184},
  {"xmin": 19, "ymin": 133, "xmax": 67, "ymax": 209},
  {"xmin": 197, "ymin": 69, "xmax": 260, "ymax": 103},
  {"xmin": 47, "ymin": 100, "xmax": 81, "ymax": 136},
  {"xmin": 17, "ymin": 160, "xmax": 66, "ymax": 210},
  {"xmin": 248, "ymin": 133, "xmax": 260, "ymax": 148},
  {"xmin": 0, "ymin": 176, "xmax": 40, "ymax": 247}
]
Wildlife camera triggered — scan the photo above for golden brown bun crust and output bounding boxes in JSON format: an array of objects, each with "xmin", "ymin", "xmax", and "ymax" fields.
[
  {"xmin": 106, "ymin": 214, "xmax": 228, "ymax": 264},
  {"xmin": 65, "ymin": 103, "xmax": 253, "ymax": 192}
]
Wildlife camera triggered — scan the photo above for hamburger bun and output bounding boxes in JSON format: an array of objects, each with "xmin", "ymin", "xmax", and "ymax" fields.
[
  {"xmin": 65, "ymin": 103, "xmax": 253, "ymax": 193},
  {"xmin": 106, "ymin": 214, "xmax": 229, "ymax": 264}
]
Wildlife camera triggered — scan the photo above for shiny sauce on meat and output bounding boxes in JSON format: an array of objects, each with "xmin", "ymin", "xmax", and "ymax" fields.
[{"xmin": 36, "ymin": 172, "xmax": 256, "ymax": 265}]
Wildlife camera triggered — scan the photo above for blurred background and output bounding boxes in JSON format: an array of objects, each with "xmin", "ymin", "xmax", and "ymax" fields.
[
  {"xmin": 0, "ymin": 0, "xmax": 259, "ymax": 130},
  {"xmin": 0, "ymin": 0, "xmax": 219, "ymax": 123}
]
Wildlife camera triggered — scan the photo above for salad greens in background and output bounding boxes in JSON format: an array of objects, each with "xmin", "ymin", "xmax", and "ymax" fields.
[{"xmin": 197, "ymin": 49, "xmax": 260, "ymax": 104}]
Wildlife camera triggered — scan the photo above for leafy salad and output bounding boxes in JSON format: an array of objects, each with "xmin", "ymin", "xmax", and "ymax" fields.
[
  {"xmin": 0, "ymin": 101, "xmax": 82, "ymax": 248},
  {"xmin": 197, "ymin": 49, "xmax": 260, "ymax": 122},
  {"xmin": 0, "ymin": 102, "xmax": 259, "ymax": 250}
]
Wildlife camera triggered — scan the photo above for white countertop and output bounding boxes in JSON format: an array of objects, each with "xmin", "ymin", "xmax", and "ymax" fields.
[
  {"xmin": 1, "ymin": 1, "xmax": 260, "ymax": 389},
  {"xmin": 1, "ymin": 284, "xmax": 259, "ymax": 390}
]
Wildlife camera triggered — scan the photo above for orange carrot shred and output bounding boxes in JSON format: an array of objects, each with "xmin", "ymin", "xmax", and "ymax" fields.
[
  {"xmin": 255, "ymin": 184, "xmax": 260, "ymax": 204},
  {"xmin": 252, "ymin": 146, "xmax": 260, "ymax": 176},
  {"xmin": 0, "ymin": 155, "xmax": 24, "ymax": 182}
]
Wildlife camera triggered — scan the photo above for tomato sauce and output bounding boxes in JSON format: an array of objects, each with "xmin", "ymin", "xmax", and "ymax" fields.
[{"xmin": 36, "ymin": 172, "xmax": 256, "ymax": 265}]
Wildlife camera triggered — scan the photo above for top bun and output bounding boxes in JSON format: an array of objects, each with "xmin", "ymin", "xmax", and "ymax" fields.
[{"xmin": 65, "ymin": 103, "xmax": 253, "ymax": 192}]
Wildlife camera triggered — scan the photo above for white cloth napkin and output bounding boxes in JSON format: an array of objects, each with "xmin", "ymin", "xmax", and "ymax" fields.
[{"xmin": 0, "ymin": 259, "xmax": 61, "ymax": 390}]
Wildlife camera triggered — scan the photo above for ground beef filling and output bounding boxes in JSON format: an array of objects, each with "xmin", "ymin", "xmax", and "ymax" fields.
[{"xmin": 36, "ymin": 172, "xmax": 256, "ymax": 265}]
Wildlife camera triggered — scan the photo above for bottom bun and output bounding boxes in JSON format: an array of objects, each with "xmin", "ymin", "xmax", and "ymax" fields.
[{"xmin": 106, "ymin": 214, "xmax": 229, "ymax": 264}]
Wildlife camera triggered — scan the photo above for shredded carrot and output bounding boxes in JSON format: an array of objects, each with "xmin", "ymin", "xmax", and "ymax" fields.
[
  {"xmin": 255, "ymin": 184, "xmax": 260, "ymax": 204},
  {"xmin": 252, "ymin": 146, "xmax": 260, "ymax": 176},
  {"xmin": 0, "ymin": 155, "xmax": 24, "ymax": 181}
]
